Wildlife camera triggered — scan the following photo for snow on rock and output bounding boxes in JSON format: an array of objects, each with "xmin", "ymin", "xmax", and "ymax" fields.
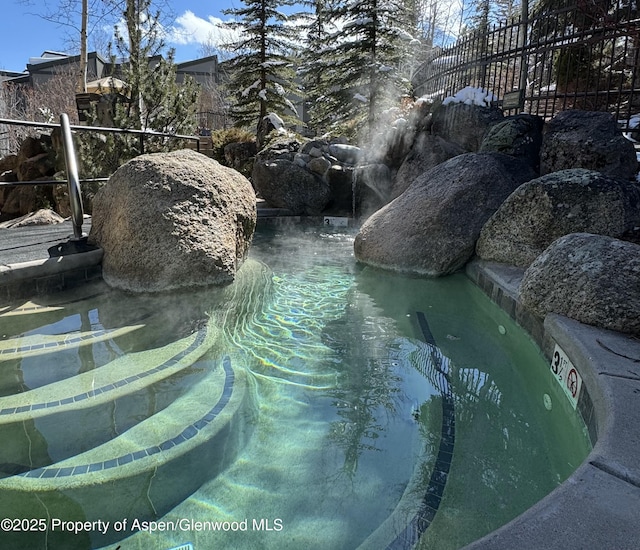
[
  {"xmin": 416, "ymin": 91, "xmax": 445, "ymax": 104},
  {"xmin": 353, "ymin": 93, "xmax": 368, "ymax": 103},
  {"xmin": 442, "ymin": 86, "xmax": 497, "ymax": 107}
]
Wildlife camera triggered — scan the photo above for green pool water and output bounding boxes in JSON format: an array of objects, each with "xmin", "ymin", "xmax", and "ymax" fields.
[{"xmin": 0, "ymin": 225, "xmax": 591, "ymax": 550}]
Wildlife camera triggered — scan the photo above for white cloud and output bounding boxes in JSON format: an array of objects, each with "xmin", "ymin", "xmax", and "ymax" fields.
[{"xmin": 168, "ymin": 11, "xmax": 239, "ymax": 48}]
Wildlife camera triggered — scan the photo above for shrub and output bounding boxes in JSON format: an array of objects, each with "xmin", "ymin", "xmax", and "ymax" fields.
[{"xmin": 210, "ymin": 127, "xmax": 255, "ymax": 165}]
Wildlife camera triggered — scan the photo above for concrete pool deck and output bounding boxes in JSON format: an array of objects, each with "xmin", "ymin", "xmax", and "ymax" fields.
[
  {"xmin": 0, "ymin": 219, "xmax": 103, "ymax": 302},
  {"xmin": 0, "ymin": 220, "xmax": 639, "ymax": 549},
  {"xmin": 0, "ymin": 203, "xmax": 300, "ymax": 301}
]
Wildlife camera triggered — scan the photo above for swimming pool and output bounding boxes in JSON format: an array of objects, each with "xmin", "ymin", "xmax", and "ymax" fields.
[{"xmin": 0, "ymin": 225, "xmax": 591, "ymax": 550}]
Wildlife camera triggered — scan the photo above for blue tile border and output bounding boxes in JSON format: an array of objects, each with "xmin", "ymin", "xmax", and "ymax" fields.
[
  {"xmin": 19, "ymin": 355, "xmax": 234, "ymax": 479},
  {"xmin": 0, "ymin": 328, "xmax": 111, "ymax": 356},
  {"xmin": 385, "ymin": 312, "xmax": 456, "ymax": 550},
  {"xmin": 0, "ymin": 329, "xmax": 207, "ymax": 417}
]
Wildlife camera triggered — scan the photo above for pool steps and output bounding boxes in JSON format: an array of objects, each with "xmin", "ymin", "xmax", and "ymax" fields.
[
  {"xmin": 0, "ymin": 327, "xmax": 220, "ymax": 471},
  {"xmin": 0, "ymin": 324, "xmax": 144, "ymax": 361},
  {"xmin": 0, "ymin": 356, "xmax": 253, "ymax": 548},
  {"xmin": 0, "ymin": 293, "xmax": 257, "ymax": 549},
  {"xmin": 0, "ymin": 327, "xmax": 214, "ymax": 423}
]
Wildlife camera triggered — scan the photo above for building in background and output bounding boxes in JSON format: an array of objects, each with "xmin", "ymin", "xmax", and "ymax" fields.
[{"xmin": 1, "ymin": 50, "xmax": 223, "ymax": 129}]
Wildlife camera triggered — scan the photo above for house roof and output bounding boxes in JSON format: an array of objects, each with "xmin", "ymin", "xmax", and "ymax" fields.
[
  {"xmin": 0, "ymin": 69, "xmax": 27, "ymax": 78},
  {"xmin": 0, "ymin": 70, "xmax": 30, "ymax": 85},
  {"xmin": 7, "ymin": 50, "xmax": 220, "ymax": 88},
  {"xmin": 27, "ymin": 51, "xmax": 108, "ymax": 71},
  {"xmin": 176, "ymin": 55, "xmax": 218, "ymax": 70}
]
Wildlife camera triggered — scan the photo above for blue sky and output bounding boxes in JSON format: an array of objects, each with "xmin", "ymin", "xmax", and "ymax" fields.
[{"xmin": 0, "ymin": 0, "xmax": 236, "ymax": 72}]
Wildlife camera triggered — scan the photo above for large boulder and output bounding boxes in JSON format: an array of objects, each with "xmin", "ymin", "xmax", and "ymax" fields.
[
  {"xmin": 540, "ymin": 110, "xmax": 638, "ymax": 179},
  {"xmin": 16, "ymin": 136, "xmax": 47, "ymax": 163},
  {"xmin": 430, "ymin": 103, "xmax": 504, "ymax": 152},
  {"xmin": 88, "ymin": 149, "xmax": 256, "ymax": 292},
  {"xmin": 1, "ymin": 186, "xmax": 38, "ymax": 217},
  {"xmin": 252, "ymin": 158, "xmax": 331, "ymax": 214},
  {"xmin": 476, "ymin": 169, "xmax": 640, "ymax": 267},
  {"xmin": 392, "ymin": 132, "xmax": 466, "ymax": 199},
  {"xmin": 353, "ymin": 153, "xmax": 537, "ymax": 276},
  {"xmin": 16, "ymin": 153, "xmax": 55, "ymax": 181},
  {"xmin": 0, "ymin": 154, "xmax": 18, "ymax": 174},
  {"xmin": 519, "ymin": 233, "xmax": 640, "ymax": 336},
  {"xmin": 328, "ymin": 143, "xmax": 361, "ymax": 165},
  {"xmin": 479, "ymin": 114, "xmax": 544, "ymax": 172}
]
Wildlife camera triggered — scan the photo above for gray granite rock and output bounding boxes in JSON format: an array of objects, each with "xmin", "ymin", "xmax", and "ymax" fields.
[
  {"xmin": 480, "ymin": 113, "xmax": 544, "ymax": 172},
  {"xmin": 252, "ymin": 158, "xmax": 330, "ymax": 215},
  {"xmin": 476, "ymin": 169, "xmax": 640, "ymax": 267},
  {"xmin": 540, "ymin": 110, "xmax": 638, "ymax": 179},
  {"xmin": 519, "ymin": 233, "xmax": 640, "ymax": 336},
  {"xmin": 353, "ymin": 152, "xmax": 536, "ymax": 276},
  {"xmin": 89, "ymin": 149, "xmax": 256, "ymax": 292},
  {"xmin": 431, "ymin": 102, "xmax": 504, "ymax": 152}
]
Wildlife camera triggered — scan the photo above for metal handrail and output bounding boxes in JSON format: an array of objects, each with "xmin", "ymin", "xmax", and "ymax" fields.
[
  {"xmin": 59, "ymin": 114, "xmax": 84, "ymax": 240},
  {"xmin": 0, "ymin": 114, "xmax": 204, "ymax": 255},
  {"xmin": 0, "ymin": 178, "xmax": 109, "ymax": 187},
  {"xmin": 0, "ymin": 117, "xmax": 201, "ymax": 150}
]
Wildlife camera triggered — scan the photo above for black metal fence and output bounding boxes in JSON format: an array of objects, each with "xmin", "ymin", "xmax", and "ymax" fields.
[{"xmin": 412, "ymin": 0, "xmax": 640, "ymax": 131}]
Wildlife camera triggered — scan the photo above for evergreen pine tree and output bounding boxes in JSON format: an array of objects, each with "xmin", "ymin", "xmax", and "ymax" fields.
[
  {"xmin": 78, "ymin": 0, "xmax": 199, "ymax": 176},
  {"xmin": 303, "ymin": 0, "xmax": 415, "ymax": 141},
  {"xmin": 297, "ymin": 0, "xmax": 338, "ymax": 135},
  {"xmin": 222, "ymin": 0, "xmax": 301, "ymax": 134},
  {"xmin": 109, "ymin": 0, "xmax": 199, "ymax": 135},
  {"xmin": 464, "ymin": 0, "xmax": 521, "ymax": 31}
]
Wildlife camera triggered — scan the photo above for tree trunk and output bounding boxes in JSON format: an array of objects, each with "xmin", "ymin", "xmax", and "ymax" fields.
[{"xmin": 78, "ymin": 0, "xmax": 88, "ymax": 92}]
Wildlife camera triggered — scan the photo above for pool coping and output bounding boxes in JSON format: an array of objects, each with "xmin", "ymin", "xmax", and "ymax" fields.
[
  {"xmin": 464, "ymin": 259, "xmax": 640, "ymax": 550},
  {"xmin": 0, "ymin": 248, "xmax": 103, "ymax": 302}
]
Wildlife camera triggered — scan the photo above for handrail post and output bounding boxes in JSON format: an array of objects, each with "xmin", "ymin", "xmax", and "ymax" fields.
[{"xmin": 59, "ymin": 113, "xmax": 85, "ymax": 240}]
